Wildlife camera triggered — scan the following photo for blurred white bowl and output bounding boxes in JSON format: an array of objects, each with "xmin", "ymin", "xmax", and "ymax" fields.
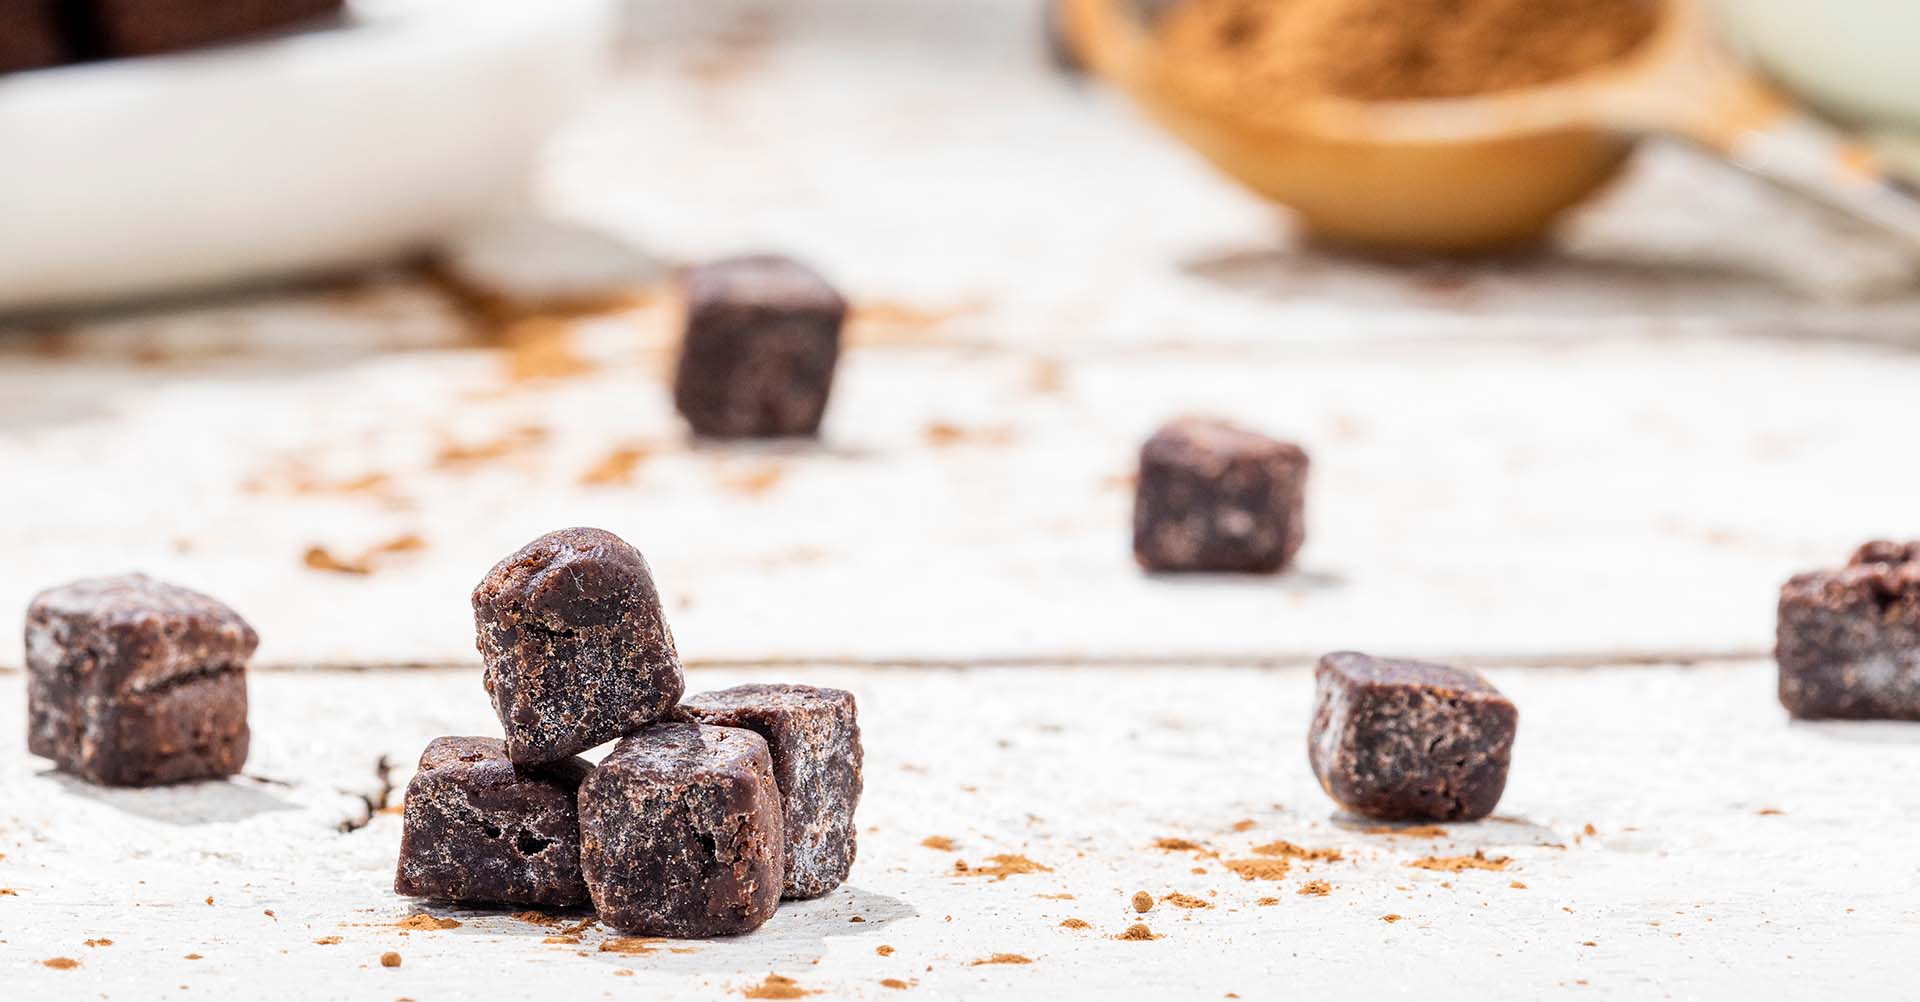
[
  {"xmin": 0, "ymin": 0, "xmax": 614, "ymax": 315},
  {"xmin": 1713, "ymin": 0, "xmax": 1920, "ymax": 129}
]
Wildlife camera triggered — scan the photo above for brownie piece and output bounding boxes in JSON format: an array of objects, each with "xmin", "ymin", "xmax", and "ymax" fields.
[
  {"xmin": 1777, "ymin": 541, "xmax": 1920, "ymax": 720},
  {"xmin": 86, "ymin": 0, "xmax": 343, "ymax": 58},
  {"xmin": 673, "ymin": 255, "xmax": 846, "ymax": 438},
  {"xmin": 1133, "ymin": 417, "xmax": 1309, "ymax": 573},
  {"xmin": 1307, "ymin": 652, "xmax": 1516, "ymax": 822},
  {"xmin": 25, "ymin": 574, "xmax": 256, "ymax": 787},
  {"xmin": 472, "ymin": 527, "xmax": 685, "ymax": 766},
  {"xmin": 681, "ymin": 684, "xmax": 863, "ymax": 899},
  {"xmin": 394, "ymin": 736, "xmax": 591, "ymax": 908},
  {"xmin": 578, "ymin": 723, "xmax": 785, "ymax": 937},
  {"xmin": 0, "ymin": 0, "xmax": 67, "ymax": 72}
]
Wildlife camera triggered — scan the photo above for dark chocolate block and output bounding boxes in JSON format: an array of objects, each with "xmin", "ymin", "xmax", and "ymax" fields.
[
  {"xmin": 0, "ymin": 0, "xmax": 67, "ymax": 73},
  {"xmin": 1777, "ymin": 541, "xmax": 1920, "ymax": 720},
  {"xmin": 1307, "ymin": 651, "xmax": 1516, "ymax": 822},
  {"xmin": 673, "ymin": 255, "xmax": 846, "ymax": 438},
  {"xmin": 681, "ymin": 684, "xmax": 863, "ymax": 899},
  {"xmin": 472, "ymin": 527, "xmax": 685, "ymax": 767},
  {"xmin": 86, "ymin": 0, "xmax": 343, "ymax": 58},
  {"xmin": 578, "ymin": 723, "xmax": 785, "ymax": 937},
  {"xmin": 25, "ymin": 574, "xmax": 256, "ymax": 787},
  {"xmin": 394, "ymin": 736, "xmax": 591, "ymax": 908},
  {"xmin": 1133, "ymin": 417, "xmax": 1309, "ymax": 573}
]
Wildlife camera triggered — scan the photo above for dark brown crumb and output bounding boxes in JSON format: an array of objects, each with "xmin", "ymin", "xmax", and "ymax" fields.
[
  {"xmin": 849, "ymin": 916, "xmax": 866, "ymax": 923},
  {"xmin": 971, "ymin": 953, "xmax": 1034, "ymax": 965},
  {"xmin": 513, "ymin": 911, "xmax": 563, "ymax": 927},
  {"xmin": 1381, "ymin": 914, "xmax": 1403, "ymax": 923}
]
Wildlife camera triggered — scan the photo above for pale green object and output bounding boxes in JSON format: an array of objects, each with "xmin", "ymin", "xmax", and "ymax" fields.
[{"xmin": 1713, "ymin": 0, "xmax": 1920, "ymax": 129}]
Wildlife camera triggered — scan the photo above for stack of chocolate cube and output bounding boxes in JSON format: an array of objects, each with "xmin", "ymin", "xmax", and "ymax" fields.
[{"xmin": 394, "ymin": 527, "xmax": 863, "ymax": 937}]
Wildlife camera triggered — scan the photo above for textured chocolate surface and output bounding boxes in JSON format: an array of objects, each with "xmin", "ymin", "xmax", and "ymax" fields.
[
  {"xmin": 86, "ymin": 0, "xmax": 343, "ymax": 57},
  {"xmin": 394, "ymin": 736, "xmax": 591, "ymax": 908},
  {"xmin": 26, "ymin": 573, "xmax": 256, "ymax": 787},
  {"xmin": 0, "ymin": 0, "xmax": 67, "ymax": 72},
  {"xmin": 1777, "ymin": 541, "xmax": 1920, "ymax": 720},
  {"xmin": 473, "ymin": 527, "xmax": 684, "ymax": 766},
  {"xmin": 682, "ymin": 684, "xmax": 863, "ymax": 899},
  {"xmin": 1308, "ymin": 651, "xmax": 1516, "ymax": 822},
  {"xmin": 673, "ymin": 255, "xmax": 846, "ymax": 438},
  {"xmin": 578, "ymin": 723, "xmax": 785, "ymax": 937},
  {"xmin": 1133, "ymin": 417, "xmax": 1309, "ymax": 573}
]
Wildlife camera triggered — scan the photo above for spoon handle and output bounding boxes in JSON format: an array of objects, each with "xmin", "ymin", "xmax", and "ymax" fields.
[{"xmin": 1714, "ymin": 114, "xmax": 1920, "ymax": 250}]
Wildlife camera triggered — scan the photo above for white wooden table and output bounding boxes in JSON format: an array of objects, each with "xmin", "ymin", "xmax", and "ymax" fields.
[{"xmin": 3, "ymin": 0, "xmax": 1918, "ymax": 997}]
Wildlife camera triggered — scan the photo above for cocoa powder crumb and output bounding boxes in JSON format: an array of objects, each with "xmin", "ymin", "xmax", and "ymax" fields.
[
  {"xmin": 1163, "ymin": 893, "xmax": 1211, "ymax": 909},
  {"xmin": 314, "ymin": 937, "xmax": 342, "ymax": 945},
  {"xmin": 394, "ymin": 913, "xmax": 461, "ymax": 931},
  {"xmin": 184, "ymin": 953, "xmax": 203, "ymax": 960},
  {"xmin": 1151, "ymin": 837, "xmax": 1206, "ymax": 852},
  {"xmin": 579, "ymin": 445, "xmax": 652, "ymax": 487},
  {"xmin": 1381, "ymin": 914, "xmax": 1403, "ymax": 924},
  {"xmin": 880, "ymin": 979, "xmax": 911, "ymax": 990},
  {"xmin": 1298, "ymin": 880, "xmax": 1332, "ymax": 897},
  {"xmin": 513, "ymin": 911, "xmax": 563, "ymax": 927},
  {"xmin": 1510, "ymin": 881, "xmax": 1528, "ymax": 889},
  {"xmin": 742, "ymin": 974, "xmax": 813, "ymax": 999},
  {"xmin": 1060, "ymin": 918, "xmax": 1092, "ymax": 929},
  {"xmin": 1251, "ymin": 840, "xmax": 1342, "ymax": 862},
  {"xmin": 380, "ymin": 952, "xmax": 402, "ymax": 968},
  {"xmin": 920, "ymin": 836, "xmax": 957, "ymax": 851},
  {"xmin": 43, "ymin": 957, "xmax": 79, "ymax": 970},
  {"xmin": 1116, "ymin": 923, "xmax": 1161, "ymax": 941},
  {"xmin": 1364, "ymin": 825, "xmax": 1448, "ymax": 838},
  {"xmin": 1229, "ymin": 820, "xmax": 1257, "ymax": 832},
  {"xmin": 600, "ymin": 938, "xmax": 663, "ymax": 955},
  {"xmin": 971, "ymin": 954, "xmax": 1034, "ymax": 966},
  {"xmin": 876, "ymin": 945, "xmax": 895, "ymax": 956},
  {"xmin": 0, "ymin": 888, "xmax": 15, "ymax": 896},
  {"xmin": 1223, "ymin": 858, "xmax": 1290, "ymax": 881},
  {"xmin": 1406, "ymin": 851, "xmax": 1511, "ymax": 873},
  {"xmin": 84, "ymin": 938, "xmax": 112, "ymax": 947},
  {"xmin": 1255, "ymin": 897, "xmax": 1280, "ymax": 906},
  {"xmin": 953, "ymin": 854, "xmax": 1051, "ymax": 880},
  {"xmin": 1132, "ymin": 891, "xmax": 1155, "ymax": 913},
  {"xmin": 614, "ymin": 970, "xmax": 635, "ymax": 977}
]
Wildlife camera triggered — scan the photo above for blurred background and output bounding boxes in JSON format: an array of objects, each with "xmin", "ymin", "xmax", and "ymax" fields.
[{"xmin": 2, "ymin": 0, "xmax": 1918, "ymax": 670}]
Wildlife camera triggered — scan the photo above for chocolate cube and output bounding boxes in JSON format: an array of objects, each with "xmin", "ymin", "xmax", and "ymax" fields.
[
  {"xmin": 26, "ymin": 574, "xmax": 256, "ymax": 787},
  {"xmin": 1777, "ymin": 541, "xmax": 1920, "ymax": 720},
  {"xmin": 0, "ymin": 1, "xmax": 67, "ymax": 73},
  {"xmin": 673, "ymin": 255, "xmax": 846, "ymax": 438},
  {"xmin": 1307, "ymin": 652, "xmax": 1516, "ymax": 822},
  {"xmin": 1133, "ymin": 417, "xmax": 1308, "ymax": 573},
  {"xmin": 682, "ymin": 684, "xmax": 863, "ymax": 899},
  {"xmin": 394, "ymin": 736, "xmax": 590, "ymax": 907},
  {"xmin": 578, "ymin": 723, "xmax": 785, "ymax": 937},
  {"xmin": 472, "ymin": 527, "xmax": 685, "ymax": 766},
  {"xmin": 87, "ymin": 0, "xmax": 344, "ymax": 57}
]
